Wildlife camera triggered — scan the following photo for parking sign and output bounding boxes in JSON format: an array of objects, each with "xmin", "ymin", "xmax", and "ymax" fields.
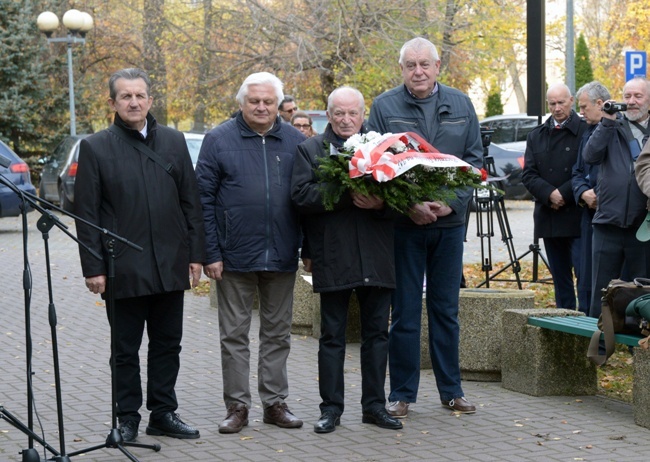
[{"xmin": 626, "ymin": 51, "xmax": 647, "ymax": 81}]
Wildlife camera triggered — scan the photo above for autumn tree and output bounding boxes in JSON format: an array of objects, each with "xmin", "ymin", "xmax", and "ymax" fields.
[
  {"xmin": 574, "ymin": 33, "xmax": 594, "ymax": 93},
  {"xmin": 0, "ymin": 0, "xmax": 69, "ymax": 155},
  {"xmin": 485, "ymin": 89, "xmax": 504, "ymax": 117}
]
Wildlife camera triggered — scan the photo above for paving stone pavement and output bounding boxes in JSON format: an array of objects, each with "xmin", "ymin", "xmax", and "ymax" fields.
[{"xmin": 1, "ymin": 206, "xmax": 649, "ymax": 462}]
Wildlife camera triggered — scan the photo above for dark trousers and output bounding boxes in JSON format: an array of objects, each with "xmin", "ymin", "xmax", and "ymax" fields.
[
  {"xmin": 108, "ymin": 291, "xmax": 184, "ymax": 423},
  {"xmin": 318, "ymin": 287, "xmax": 392, "ymax": 416},
  {"xmin": 590, "ymin": 224, "xmax": 650, "ymax": 318},
  {"xmin": 543, "ymin": 236, "xmax": 581, "ymax": 309},
  {"xmin": 577, "ymin": 210, "xmax": 594, "ymax": 314}
]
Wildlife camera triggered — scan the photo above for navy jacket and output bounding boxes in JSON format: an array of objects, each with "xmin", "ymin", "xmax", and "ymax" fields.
[
  {"xmin": 583, "ymin": 116, "xmax": 647, "ymax": 228},
  {"xmin": 195, "ymin": 113, "xmax": 305, "ymax": 272}
]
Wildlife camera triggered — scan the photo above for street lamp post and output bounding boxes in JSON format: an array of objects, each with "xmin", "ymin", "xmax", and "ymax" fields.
[{"xmin": 37, "ymin": 10, "xmax": 93, "ymax": 136}]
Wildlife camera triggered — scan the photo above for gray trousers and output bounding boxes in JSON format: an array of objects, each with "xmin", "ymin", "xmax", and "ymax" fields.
[{"xmin": 217, "ymin": 270, "xmax": 296, "ymax": 409}]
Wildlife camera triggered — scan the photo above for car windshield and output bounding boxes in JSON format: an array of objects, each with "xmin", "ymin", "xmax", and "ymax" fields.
[{"xmin": 185, "ymin": 138, "xmax": 203, "ymax": 165}]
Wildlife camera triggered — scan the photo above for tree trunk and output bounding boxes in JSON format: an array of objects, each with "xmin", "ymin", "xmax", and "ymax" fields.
[
  {"xmin": 508, "ymin": 52, "xmax": 527, "ymax": 112},
  {"xmin": 143, "ymin": 0, "xmax": 167, "ymax": 126},
  {"xmin": 192, "ymin": 0, "xmax": 212, "ymax": 133}
]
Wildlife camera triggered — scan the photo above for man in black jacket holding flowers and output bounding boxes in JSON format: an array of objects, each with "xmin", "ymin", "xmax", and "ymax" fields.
[{"xmin": 291, "ymin": 86, "xmax": 402, "ymax": 433}]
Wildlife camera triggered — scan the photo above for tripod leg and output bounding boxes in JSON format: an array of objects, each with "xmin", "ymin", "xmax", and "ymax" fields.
[
  {"xmin": 493, "ymin": 196, "xmax": 523, "ymax": 289},
  {"xmin": 1, "ymin": 407, "xmax": 60, "ymax": 457}
]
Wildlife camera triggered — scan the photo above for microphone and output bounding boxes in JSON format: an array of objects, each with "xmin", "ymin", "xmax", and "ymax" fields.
[{"xmin": 0, "ymin": 153, "xmax": 11, "ymax": 168}]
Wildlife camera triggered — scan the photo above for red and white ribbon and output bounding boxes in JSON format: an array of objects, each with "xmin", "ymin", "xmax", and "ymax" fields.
[{"xmin": 348, "ymin": 132, "xmax": 475, "ymax": 182}]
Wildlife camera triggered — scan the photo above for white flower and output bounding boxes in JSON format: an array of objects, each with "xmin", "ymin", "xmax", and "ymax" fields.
[
  {"xmin": 343, "ymin": 133, "xmax": 364, "ymax": 151},
  {"xmin": 390, "ymin": 140, "xmax": 407, "ymax": 153},
  {"xmin": 343, "ymin": 131, "xmax": 388, "ymax": 154}
]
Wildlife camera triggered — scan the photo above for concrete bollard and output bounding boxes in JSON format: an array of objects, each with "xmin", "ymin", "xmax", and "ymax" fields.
[
  {"xmin": 633, "ymin": 346, "xmax": 650, "ymax": 429},
  {"xmin": 458, "ymin": 288, "xmax": 535, "ymax": 381},
  {"xmin": 501, "ymin": 308, "xmax": 597, "ymax": 396}
]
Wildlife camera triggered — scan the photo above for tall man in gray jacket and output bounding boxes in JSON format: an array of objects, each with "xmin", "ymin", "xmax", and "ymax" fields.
[
  {"xmin": 368, "ymin": 37, "xmax": 483, "ymax": 419},
  {"xmin": 196, "ymin": 72, "xmax": 306, "ymax": 434}
]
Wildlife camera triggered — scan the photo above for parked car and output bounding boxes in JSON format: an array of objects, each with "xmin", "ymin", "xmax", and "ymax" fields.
[
  {"xmin": 302, "ymin": 110, "xmax": 328, "ymax": 134},
  {"xmin": 479, "ymin": 114, "xmax": 545, "ymax": 144},
  {"xmin": 478, "ymin": 114, "xmax": 549, "ymax": 201},
  {"xmin": 0, "ymin": 139, "xmax": 37, "ymax": 217},
  {"xmin": 39, "ymin": 135, "xmax": 88, "ymax": 212},
  {"xmin": 40, "ymin": 133, "xmax": 203, "ymax": 212},
  {"xmin": 183, "ymin": 132, "xmax": 205, "ymax": 168}
]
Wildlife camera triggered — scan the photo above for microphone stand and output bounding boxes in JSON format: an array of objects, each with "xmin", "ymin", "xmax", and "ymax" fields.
[
  {"xmin": 0, "ymin": 175, "xmax": 158, "ymax": 460},
  {"xmin": 0, "ymin": 174, "xmax": 59, "ymax": 461}
]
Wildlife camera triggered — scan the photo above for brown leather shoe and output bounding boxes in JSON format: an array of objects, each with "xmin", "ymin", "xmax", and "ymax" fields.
[
  {"xmin": 218, "ymin": 403, "xmax": 249, "ymax": 434},
  {"xmin": 263, "ymin": 402, "xmax": 303, "ymax": 428},
  {"xmin": 386, "ymin": 401, "xmax": 409, "ymax": 419},
  {"xmin": 441, "ymin": 397, "xmax": 476, "ymax": 414}
]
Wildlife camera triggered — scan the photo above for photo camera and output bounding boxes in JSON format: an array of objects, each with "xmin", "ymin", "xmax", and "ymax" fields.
[{"xmin": 602, "ymin": 102, "xmax": 628, "ymax": 115}]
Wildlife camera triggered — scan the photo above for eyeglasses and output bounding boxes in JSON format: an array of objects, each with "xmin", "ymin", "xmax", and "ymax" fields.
[{"xmin": 293, "ymin": 124, "xmax": 311, "ymax": 129}]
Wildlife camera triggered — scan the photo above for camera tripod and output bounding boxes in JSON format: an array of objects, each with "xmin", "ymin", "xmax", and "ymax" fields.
[{"xmin": 465, "ymin": 130, "xmax": 551, "ymax": 288}]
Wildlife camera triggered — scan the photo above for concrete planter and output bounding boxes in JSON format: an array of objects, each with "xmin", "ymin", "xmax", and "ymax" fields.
[{"xmin": 457, "ymin": 288, "xmax": 535, "ymax": 381}]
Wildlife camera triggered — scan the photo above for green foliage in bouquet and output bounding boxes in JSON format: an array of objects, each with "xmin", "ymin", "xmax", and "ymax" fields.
[{"xmin": 315, "ymin": 148, "xmax": 488, "ymax": 214}]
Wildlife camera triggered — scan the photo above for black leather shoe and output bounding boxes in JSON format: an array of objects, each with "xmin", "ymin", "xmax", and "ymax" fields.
[
  {"xmin": 362, "ymin": 408, "xmax": 403, "ymax": 430},
  {"xmin": 145, "ymin": 412, "xmax": 200, "ymax": 439},
  {"xmin": 314, "ymin": 411, "xmax": 340, "ymax": 434},
  {"xmin": 119, "ymin": 420, "xmax": 139, "ymax": 442}
]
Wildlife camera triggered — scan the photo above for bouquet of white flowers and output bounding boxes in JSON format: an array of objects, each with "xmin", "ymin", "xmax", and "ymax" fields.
[{"xmin": 316, "ymin": 131, "xmax": 488, "ymax": 213}]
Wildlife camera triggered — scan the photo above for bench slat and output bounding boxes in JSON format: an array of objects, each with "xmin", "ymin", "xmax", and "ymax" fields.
[{"xmin": 528, "ymin": 316, "xmax": 642, "ymax": 347}]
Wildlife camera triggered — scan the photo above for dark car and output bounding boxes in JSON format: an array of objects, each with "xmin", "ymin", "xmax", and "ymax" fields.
[
  {"xmin": 39, "ymin": 135, "xmax": 88, "ymax": 212},
  {"xmin": 40, "ymin": 133, "xmax": 201, "ymax": 212},
  {"xmin": 478, "ymin": 114, "xmax": 550, "ymax": 200},
  {"xmin": 483, "ymin": 141, "xmax": 529, "ymax": 200},
  {"xmin": 0, "ymin": 139, "xmax": 37, "ymax": 217}
]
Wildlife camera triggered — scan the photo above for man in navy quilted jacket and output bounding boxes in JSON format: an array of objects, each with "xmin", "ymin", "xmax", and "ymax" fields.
[{"xmin": 195, "ymin": 72, "xmax": 306, "ymax": 434}]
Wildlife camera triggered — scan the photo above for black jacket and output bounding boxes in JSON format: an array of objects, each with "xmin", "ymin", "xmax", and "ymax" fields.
[
  {"xmin": 522, "ymin": 111, "xmax": 587, "ymax": 238},
  {"xmin": 74, "ymin": 113, "xmax": 206, "ymax": 299},
  {"xmin": 291, "ymin": 125, "xmax": 396, "ymax": 293}
]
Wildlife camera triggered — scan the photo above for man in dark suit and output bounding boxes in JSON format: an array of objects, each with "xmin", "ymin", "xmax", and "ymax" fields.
[
  {"xmin": 74, "ymin": 68, "xmax": 205, "ymax": 443},
  {"xmin": 522, "ymin": 83, "xmax": 588, "ymax": 310}
]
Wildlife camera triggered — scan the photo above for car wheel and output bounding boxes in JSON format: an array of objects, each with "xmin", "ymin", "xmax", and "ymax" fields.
[{"xmin": 58, "ymin": 184, "xmax": 72, "ymax": 212}]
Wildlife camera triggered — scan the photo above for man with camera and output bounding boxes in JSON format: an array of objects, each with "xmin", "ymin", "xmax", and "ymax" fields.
[{"xmin": 582, "ymin": 77, "xmax": 650, "ymax": 319}]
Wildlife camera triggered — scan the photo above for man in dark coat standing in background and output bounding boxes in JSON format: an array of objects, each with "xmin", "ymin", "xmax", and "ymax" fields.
[
  {"xmin": 74, "ymin": 68, "xmax": 205, "ymax": 443},
  {"xmin": 522, "ymin": 83, "xmax": 588, "ymax": 310},
  {"xmin": 291, "ymin": 86, "xmax": 402, "ymax": 434}
]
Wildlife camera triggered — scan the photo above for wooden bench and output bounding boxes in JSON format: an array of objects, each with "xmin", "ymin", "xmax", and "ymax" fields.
[
  {"xmin": 501, "ymin": 308, "xmax": 650, "ymax": 430},
  {"xmin": 528, "ymin": 315, "xmax": 641, "ymax": 347}
]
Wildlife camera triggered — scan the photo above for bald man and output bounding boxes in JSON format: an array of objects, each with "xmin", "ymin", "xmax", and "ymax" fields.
[{"xmin": 522, "ymin": 83, "xmax": 588, "ymax": 310}]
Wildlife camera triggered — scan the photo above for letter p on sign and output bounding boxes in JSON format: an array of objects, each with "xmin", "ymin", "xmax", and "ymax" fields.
[{"xmin": 626, "ymin": 51, "xmax": 647, "ymax": 82}]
